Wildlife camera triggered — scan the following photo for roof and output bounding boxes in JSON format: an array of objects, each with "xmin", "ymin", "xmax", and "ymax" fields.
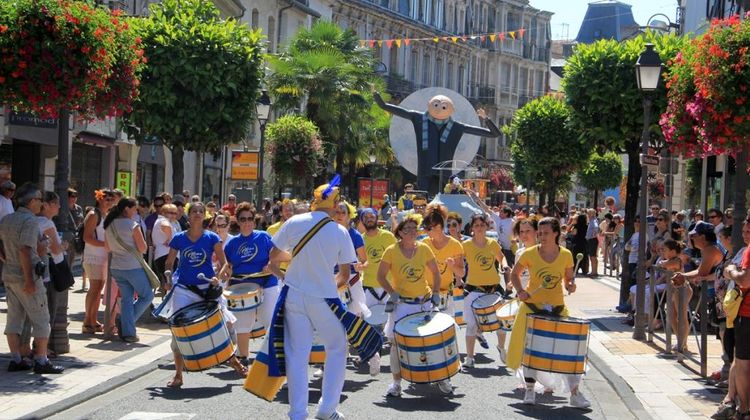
[{"xmin": 575, "ymin": 1, "xmax": 640, "ymax": 43}]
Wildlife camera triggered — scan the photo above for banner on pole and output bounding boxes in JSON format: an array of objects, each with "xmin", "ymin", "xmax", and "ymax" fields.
[{"xmin": 358, "ymin": 178, "xmax": 389, "ymax": 209}]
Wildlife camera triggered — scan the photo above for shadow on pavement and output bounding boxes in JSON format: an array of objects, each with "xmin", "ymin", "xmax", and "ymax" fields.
[
  {"xmin": 501, "ymin": 389, "xmax": 594, "ymax": 419},
  {"xmin": 147, "ymin": 383, "xmax": 238, "ymax": 400},
  {"xmin": 372, "ymin": 390, "xmax": 462, "ymax": 412}
]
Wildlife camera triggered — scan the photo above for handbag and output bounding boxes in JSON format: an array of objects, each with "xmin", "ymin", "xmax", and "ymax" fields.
[
  {"xmin": 49, "ymin": 256, "xmax": 75, "ymax": 292},
  {"xmin": 109, "ymin": 222, "xmax": 161, "ymax": 290},
  {"xmin": 724, "ymin": 280, "xmax": 744, "ymax": 328}
]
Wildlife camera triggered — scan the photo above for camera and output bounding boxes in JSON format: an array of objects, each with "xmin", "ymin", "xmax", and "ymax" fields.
[{"xmin": 34, "ymin": 260, "xmax": 47, "ymax": 276}]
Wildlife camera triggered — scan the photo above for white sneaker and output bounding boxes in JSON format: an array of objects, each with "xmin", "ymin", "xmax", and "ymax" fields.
[
  {"xmin": 437, "ymin": 379, "xmax": 453, "ymax": 395},
  {"xmin": 463, "ymin": 356, "xmax": 475, "ymax": 368},
  {"xmin": 386, "ymin": 382, "xmax": 402, "ymax": 397},
  {"xmin": 313, "ymin": 368, "xmax": 324, "ymax": 379},
  {"xmin": 314, "ymin": 411, "xmax": 345, "ymax": 420},
  {"xmin": 523, "ymin": 387, "xmax": 536, "ymax": 405},
  {"xmin": 497, "ymin": 346, "xmax": 507, "ymax": 364},
  {"xmin": 369, "ymin": 353, "xmax": 380, "ymax": 377},
  {"xmin": 570, "ymin": 392, "xmax": 591, "ymax": 408}
]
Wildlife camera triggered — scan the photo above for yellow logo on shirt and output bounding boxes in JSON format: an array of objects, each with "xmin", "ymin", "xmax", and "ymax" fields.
[
  {"xmin": 535, "ymin": 268, "xmax": 561, "ymax": 289},
  {"xmin": 399, "ymin": 263, "xmax": 425, "ymax": 283},
  {"xmin": 473, "ymin": 252, "xmax": 494, "ymax": 271}
]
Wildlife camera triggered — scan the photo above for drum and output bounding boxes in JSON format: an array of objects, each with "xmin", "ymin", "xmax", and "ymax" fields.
[
  {"xmin": 471, "ymin": 293, "xmax": 504, "ymax": 332},
  {"xmin": 169, "ymin": 301, "xmax": 235, "ymax": 371},
  {"xmin": 249, "ymin": 324, "xmax": 266, "ymax": 339},
  {"xmin": 495, "ymin": 299, "xmax": 520, "ymax": 331},
  {"xmin": 522, "ymin": 314, "xmax": 590, "ymax": 375},
  {"xmin": 244, "ymin": 337, "xmax": 285, "ymax": 401},
  {"xmin": 224, "ymin": 283, "xmax": 263, "ymax": 312},
  {"xmin": 453, "ymin": 288, "xmax": 465, "ymax": 326},
  {"xmin": 309, "ymin": 335, "xmax": 326, "ymax": 364},
  {"xmin": 338, "ymin": 284, "xmax": 352, "ymax": 305},
  {"xmin": 393, "ymin": 311, "xmax": 460, "ymax": 384},
  {"xmin": 365, "ymin": 304, "xmax": 388, "ymax": 327}
]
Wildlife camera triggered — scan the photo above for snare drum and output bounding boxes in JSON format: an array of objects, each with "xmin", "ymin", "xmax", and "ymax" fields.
[
  {"xmin": 249, "ymin": 324, "xmax": 266, "ymax": 339},
  {"xmin": 169, "ymin": 300, "xmax": 235, "ymax": 371},
  {"xmin": 471, "ymin": 293, "xmax": 504, "ymax": 332},
  {"xmin": 393, "ymin": 311, "xmax": 460, "ymax": 384},
  {"xmin": 522, "ymin": 314, "xmax": 590, "ymax": 375},
  {"xmin": 452, "ymin": 288, "xmax": 465, "ymax": 326},
  {"xmin": 495, "ymin": 299, "xmax": 520, "ymax": 331},
  {"xmin": 365, "ymin": 304, "xmax": 388, "ymax": 327},
  {"xmin": 224, "ymin": 283, "xmax": 263, "ymax": 312}
]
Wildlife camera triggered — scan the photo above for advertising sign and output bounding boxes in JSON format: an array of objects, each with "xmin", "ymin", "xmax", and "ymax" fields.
[
  {"xmin": 116, "ymin": 171, "xmax": 132, "ymax": 195},
  {"xmin": 231, "ymin": 151, "xmax": 259, "ymax": 180},
  {"xmin": 358, "ymin": 178, "xmax": 389, "ymax": 209}
]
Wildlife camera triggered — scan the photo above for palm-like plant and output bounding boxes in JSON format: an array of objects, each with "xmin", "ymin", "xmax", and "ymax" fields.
[{"xmin": 268, "ymin": 21, "xmax": 388, "ymax": 183}]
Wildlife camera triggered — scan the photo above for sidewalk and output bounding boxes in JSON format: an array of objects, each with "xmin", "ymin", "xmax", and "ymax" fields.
[
  {"xmin": 567, "ymin": 271, "xmax": 725, "ymax": 420},
  {"xmin": 0, "ymin": 275, "xmax": 174, "ymax": 420}
]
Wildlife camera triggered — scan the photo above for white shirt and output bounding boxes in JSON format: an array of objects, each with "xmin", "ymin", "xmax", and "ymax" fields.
[
  {"xmin": 490, "ymin": 213, "xmax": 513, "ymax": 249},
  {"xmin": 152, "ymin": 215, "xmax": 173, "ymax": 259},
  {"xmin": 627, "ymin": 232, "xmax": 640, "ymax": 264},
  {"xmin": 0, "ymin": 195, "xmax": 14, "ymax": 221},
  {"xmin": 272, "ymin": 211, "xmax": 357, "ymax": 298}
]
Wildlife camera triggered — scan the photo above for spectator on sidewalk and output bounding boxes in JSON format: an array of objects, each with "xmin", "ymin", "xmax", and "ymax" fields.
[
  {"xmin": 709, "ymin": 208, "xmax": 726, "ymax": 236},
  {"xmin": 104, "ymin": 197, "xmax": 154, "ymax": 343},
  {"xmin": 1, "ymin": 183, "xmax": 64, "ymax": 374},
  {"xmin": 0, "ymin": 180, "xmax": 16, "ymax": 221},
  {"xmin": 586, "ymin": 208, "xmax": 599, "ymax": 277},
  {"xmin": 144, "ymin": 194, "xmax": 165, "ymax": 238},
  {"xmin": 221, "ymin": 194, "xmax": 237, "ymax": 216},
  {"xmin": 152, "ymin": 204, "xmax": 180, "ymax": 292},
  {"xmin": 173, "ymin": 196, "xmax": 188, "ymax": 231},
  {"xmin": 82, "ymin": 189, "xmax": 116, "ymax": 334},
  {"xmin": 570, "ymin": 214, "xmax": 589, "ymax": 276}
]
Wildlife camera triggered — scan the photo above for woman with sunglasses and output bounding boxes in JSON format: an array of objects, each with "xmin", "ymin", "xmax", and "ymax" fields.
[
  {"xmin": 165, "ymin": 202, "xmax": 246, "ymax": 388},
  {"xmin": 446, "ymin": 212, "xmax": 469, "ymax": 242},
  {"xmin": 152, "ymin": 204, "xmax": 181, "ymax": 293},
  {"xmin": 421, "ymin": 204, "xmax": 464, "ymax": 319},
  {"xmin": 210, "ymin": 212, "xmax": 233, "ymax": 250},
  {"xmin": 220, "ymin": 203, "xmax": 279, "ymax": 366},
  {"xmin": 378, "ymin": 216, "xmax": 443, "ymax": 397},
  {"xmin": 82, "ymin": 188, "xmax": 116, "ymax": 334},
  {"xmin": 462, "ymin": 214, "xmax": 508, "ymax": 369}
]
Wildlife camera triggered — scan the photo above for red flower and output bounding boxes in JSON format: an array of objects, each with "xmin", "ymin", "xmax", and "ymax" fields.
[
  {"xmin": 0, "ymin": 76, "xmax": 5, "ymax": 84},
  {"xmin": 0, "ymin": 25, "xmax": 7, "ymax": 33}
]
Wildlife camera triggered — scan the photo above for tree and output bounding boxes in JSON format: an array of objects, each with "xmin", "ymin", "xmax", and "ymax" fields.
[
  {"xmin": 268, "ymin": 21, "xmax": 386, "ymax": 184},
  {"xmin": 126, "ymin": 0, "xmax": 264, "ymax": 192},
  {"xmin": 661, "ymin": 15, "xmax": 750, "ymax": 250},
  {"xmin": 507, "ymin": 95, "xmax": 591, "ymax": 211},
  {"xmin": 577, "ymin": 152, "xmax": 622, "ymax": 208},
  {"xmin": 264, "ymin": 115, "xmax": 324, "ymax": 195}
]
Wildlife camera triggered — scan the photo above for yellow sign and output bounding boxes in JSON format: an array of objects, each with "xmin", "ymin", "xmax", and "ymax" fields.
[
  {"xmin": 231, "ymin": 151, "xmax": 259, "ymax": 180},
  {"xmin": 116, "ymin": 171, "xmax": 132, "ymax": 195}
]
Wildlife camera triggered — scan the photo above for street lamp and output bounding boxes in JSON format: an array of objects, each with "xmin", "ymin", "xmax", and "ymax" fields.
[
  {"xmin": 634, "ymin": 43, "xmax": 662, "ymax": 340},
  {"xmin": 256, "ymin": 90, "xmax": 271, "ymax": 210},
  {"xmin": 369, "ymin": 153, "xmax": 376, "ymax": 208}
]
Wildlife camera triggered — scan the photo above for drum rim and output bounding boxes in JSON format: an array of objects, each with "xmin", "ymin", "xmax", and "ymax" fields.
[
  {"xmin": 393, "ymin": 311, "xmax": 454, "ymax": 337},
  {"xmin": 496, "ymin": 299, "xmax": 520, "ymax": 317},
  {"xmin": 169, "ymin": 300, "xmax": 219, "ymax": 326},
  {"xmin": 225, "ymin": 283, "xmax": 262, "ymax": 293},
  {"xmin": 470, "ymin": 293, "xmax": 503, "ymax": 309},
  {"xmin": 528, "ymin": 314, "xmax": 591, "ymax": 324}
]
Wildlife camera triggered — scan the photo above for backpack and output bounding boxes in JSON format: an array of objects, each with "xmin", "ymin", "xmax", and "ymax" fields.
[{"xmin": 74, "ymin": 209, "xmax": 101, "ymax": 254}]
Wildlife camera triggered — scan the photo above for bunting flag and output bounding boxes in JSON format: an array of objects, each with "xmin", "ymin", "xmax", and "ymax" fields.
[{"xmin": 358, "ymin": 27, "xmax": 526, "ymax": 49}]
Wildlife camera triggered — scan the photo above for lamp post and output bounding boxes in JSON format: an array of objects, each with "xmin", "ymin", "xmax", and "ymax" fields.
[
  {"xmin": 369, "ymin": 154, "xmax": 376, "ymax": 208},
  {"xmin": 255, "ymin": 90, "xmax": 271, "ymax": 210},
  {"xmin": 634, "ymin": 43, "xmax": 662, "ymax": 340}
]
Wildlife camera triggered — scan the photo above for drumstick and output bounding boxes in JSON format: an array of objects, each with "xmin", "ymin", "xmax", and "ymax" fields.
[
  {"xmin": 197, "ymin": 273, "xmax": 213, "ymax": 283},
  {"xmin": 570, "ymin": 253, "xmax": 584, "ymax": 295}
]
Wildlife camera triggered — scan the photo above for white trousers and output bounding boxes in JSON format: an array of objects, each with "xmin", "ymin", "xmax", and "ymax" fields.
[
  {"xmin": 364, "ymin": 287, "xmax": 388, "ymax": 308},
  {"xmin": 284, "ymin": 287, "xmax": 347, "ymax": 420},
  {"xmin": 233, "ymin": 285, "xmax": 280, "ymax": 334},
  {"xmin": 348, "ymin": 280, "xmax": 370, "ymax": 318}
]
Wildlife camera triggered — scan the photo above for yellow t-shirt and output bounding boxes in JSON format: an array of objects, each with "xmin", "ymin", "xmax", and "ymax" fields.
[
  {"xmin": 422, "ymin": 236, "xmax": 464, "ymax": 292},
  {"xmin": 515, "ymin": 245, "xmax": 573, "ymax": 307},
  {"xmin": 381, "ymin": 242, "xmax": 436, "ymax": 298},
  {"xmin": 463, "ymin": 238, "xmax": 502, "ymax": 286},
  {"xmin": 362, "ymin": 229, "xmax": 397, "ymax": 288}
]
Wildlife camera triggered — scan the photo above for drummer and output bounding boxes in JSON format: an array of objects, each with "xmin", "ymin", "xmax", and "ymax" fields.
[
  {"xmin": 333, "ymin": 201, "xmax": 369, "ymax": 318},
  {"xmin": 377, "ymin": 216, "xmax": 449, "ymax": 396},
  {"xmin": 220, "ymin": 202, "xmax": 279, "ymax": 366},
  {"xmin": 359, "ymin": 208, "xmax": 397, "ymax": 308},
  {"xmin": 507, "ymin": 217, "xmax": 591, "ymax": 408},
  {"xmin": 462, "ymin": 214, "xmax": 509, "ymax": 368},
  {"xmin": 512, "ymin": 218, "xmax": 539, "ymax": 292},
  {"xmin": 421, "ymin": 204, "xmax": 465, "ymax": 317},
  {"xmin": 164, "ymin": 201, "xmax": 247, "ymax": 388}
]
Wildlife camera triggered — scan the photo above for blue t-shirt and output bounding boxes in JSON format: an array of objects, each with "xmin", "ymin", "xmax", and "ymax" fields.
[
  {"xmin": 334, "ymin": 227, "xmax": 364, "ymax": 275},
  {"xmin": 170, "ymin": 231, "xmax": 221, "ymax": 285},
  {"xmin": 224, "ymin": 230, "xmax": 278, "ymax": 288}
]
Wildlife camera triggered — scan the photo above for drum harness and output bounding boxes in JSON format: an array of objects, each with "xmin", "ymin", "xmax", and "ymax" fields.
[
  {"xmin": 525, "ymin": 303, "xmax": 565, "ymax": 317},
  {"xmin": 364, "ymin": 286, "xmax": 388, "ymax": 302}
]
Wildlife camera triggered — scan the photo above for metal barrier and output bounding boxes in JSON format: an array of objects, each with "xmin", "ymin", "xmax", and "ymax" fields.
[{"xmin": 645, "ymin": 266, "xmax": 709, "ymax": 377}]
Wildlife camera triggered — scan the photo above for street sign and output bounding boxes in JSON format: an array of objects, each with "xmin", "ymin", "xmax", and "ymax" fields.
[
  {"xmin": 231, "ymin": 151, "xmax": 259, "ymax": 180},
  {"xmin": 640, "ymin": 154, "xmax": 659, "ymax": 168},
  {"xmin": 116, "ymin": 171, "xmax": 132, "ymax": 195}
]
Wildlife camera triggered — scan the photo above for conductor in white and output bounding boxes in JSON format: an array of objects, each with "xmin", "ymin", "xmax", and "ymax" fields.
[{"xmin": 269, "ymin": 179, "xmax": 357, "ymax": 420}]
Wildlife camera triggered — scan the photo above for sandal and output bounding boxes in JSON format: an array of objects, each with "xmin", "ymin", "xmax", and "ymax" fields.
[
  {"xmin": 94, "ymin": 323, "xmax": 104, "ymax": 333},
  {"xmin": 81, "ymin": 325, "xmax": 96, "ymax": 334},
  {"xmin": 166, "ymin": 377, "xmax": 183, "ymax": 388}
]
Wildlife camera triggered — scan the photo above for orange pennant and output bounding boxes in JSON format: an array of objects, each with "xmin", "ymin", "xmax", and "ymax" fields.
[
  {"xmin": 404, "ymin": 38, "xmax": 411, "ymax": 46},
  {"xmin": 386, "ymin": 39, "xmax": 393, "ymax": 48},
  {"xmin": 480, "ymin": 35, "xmax": 486, "ymax": 41},
  {"xmin": 489, "ymin": 34, "xmax": 496, "ymax": 42},
  {"xmin": 395, "ymin": 39, "xmax": 401, "ymax": 48},
  {"xmin": 461, "ymin": 36, "xmax": 468, "ymax": 41},
  {"xmin": 433, "ymin": 37, "xmax": 439, "ymax": 43},
  {"xmin": 451, "ymin": 36, "xmax": 458, "ymax": 43},
  {"xmin": 368, "ymin": 40, "xmax": 376, "ymax": 48},
  {"xmin": 509, "ymin": 31, "xmax": 516, "ymax": 40},
  {"xmin": 518, "ymin": 28, "xmax": 526, "ymax": 38},
  {"xmin": 498, "ymin": 33, "xmax": 505, "ymax": 41}
]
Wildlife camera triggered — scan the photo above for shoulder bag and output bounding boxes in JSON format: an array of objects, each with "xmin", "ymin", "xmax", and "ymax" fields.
[{"xmin": 109, "ymin": 222, "xmax": 161, "ymax": 289}]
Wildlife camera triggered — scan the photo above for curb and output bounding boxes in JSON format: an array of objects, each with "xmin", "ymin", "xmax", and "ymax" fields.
[
  {"xmin": 25, "ymin": 355, "xmax": 172, "ymax": 420},
  {"xmin": 587, "ymin": 349, "xmax": 654, "ymax": 420}
]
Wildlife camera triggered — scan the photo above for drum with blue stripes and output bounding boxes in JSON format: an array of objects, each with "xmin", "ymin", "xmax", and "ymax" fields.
[
  {"xmin": 452, "ymin": 287, "xmax": 465, "ymax": 326},
  {"xmin": 393, "ymin": 311, "xmax": 460, "ymax": 384},
  {"xmin": 224, "ymin": 283, "xmax": 263, "ymax": 312},
  {"xmin": 169, "ymin": 300, "xmax": 235, "ymax": 372},
  {"xmin": 471, "ymin": 293, "xmax": 504, "ymax": 332},
  {"xmin": 522, "ymin": 314, "xmax": 590, "ymax": 375}
]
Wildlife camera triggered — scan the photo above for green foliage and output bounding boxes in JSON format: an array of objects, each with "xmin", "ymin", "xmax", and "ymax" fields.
[
  {"xmin": 265, "ymin": 115, "xmax": 324, "ymax": 183},
  {"xmin": 507, "ymin": 95, "xmax": 591, "ymax": 197},
  {"xmin": 578, "ymin": 152, "xmax": 623, "ymax": 192},
  {"xmin": 268, "ymin": 21, "xmax": 388, "ymax": 177},
  {"xmin": 126, "ymin": 0, "xmax": 264, "ymax": 152}
]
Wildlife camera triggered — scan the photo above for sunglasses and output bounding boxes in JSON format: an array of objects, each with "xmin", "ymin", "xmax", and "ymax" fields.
[
  {"xmin": 447, "ymin": 222, "xmax": 459, "ymax": 228},
  {"xmin": 216, "ymin": 224, "xmax": 228, "ymax": 228},
  {"xmin": 238, "ymin": 216, "xmax": 253, "ymax": 223}
]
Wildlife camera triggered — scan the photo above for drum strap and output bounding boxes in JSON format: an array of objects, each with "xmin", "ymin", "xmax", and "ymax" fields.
[
  {"xmin": 464, "ymin": 284, "xmax": 503, "ymax": 295},
  {"xmin": 526, "ymin": 303, "xmax": 565, "ymax": 317},
  {"xmin": 292, "ymin": 217, "xmax": 333, "ymax": 257},
  {"xmin": 364, "ymin": 286, "xmax": 388, "ymax": 301}
]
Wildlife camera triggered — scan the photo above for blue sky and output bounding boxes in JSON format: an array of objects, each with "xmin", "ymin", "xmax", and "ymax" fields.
[{"xmin": 529, "ymin": 0, "xmax": 680, "ymax": 40}]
